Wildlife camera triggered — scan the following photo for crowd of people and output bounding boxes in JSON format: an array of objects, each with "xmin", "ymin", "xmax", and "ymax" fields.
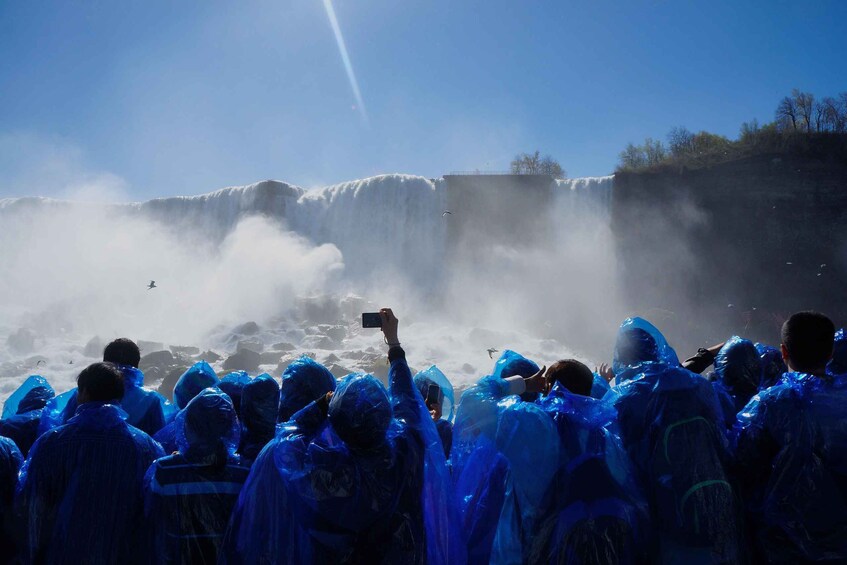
[{"xmin": 0, "ymin": 307, "xmax": 845, "ymax": 564}]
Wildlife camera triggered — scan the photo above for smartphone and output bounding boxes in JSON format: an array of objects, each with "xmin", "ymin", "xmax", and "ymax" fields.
[
  {"xmin": 361, "ymin": 312, "xmax": 382, "ymax": 328},
  {"xmin": 425, "ymin": 383, "xmax": 441, "ymax": 406}
]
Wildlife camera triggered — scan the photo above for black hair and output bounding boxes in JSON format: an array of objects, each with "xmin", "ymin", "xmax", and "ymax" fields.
[
  {"xmin": 547, "ymin": 359, "xmax": 594, "ymax": 397},
  {"xmin": 781, "ymin": 311, "xmax": 835, "ymax": 373},
  {"xmin": 103, "ymin": 338, "xmax": 141, "ymax": 368},
  {"xmin": 77, "ymin": 362, "xmax": 125, "ymax": 402}
]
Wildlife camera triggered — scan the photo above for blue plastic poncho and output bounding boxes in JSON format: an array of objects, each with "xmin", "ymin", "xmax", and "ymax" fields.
[
  {"xmin": 590, "ymin": 373, "xmax": 612, "ymax": 399},
  {"xmin": 0, "ymin": 376, "xmax": 54, "ymax": 457},
  {"xmin": 827, "ymin": 328, "xmax": 847, "ymax": 377},
  {"xmin": 2, "ymin": 375, "xmax": 54, "ymax": 419},
  {"xmin": 155, "ymin": 362, "xmax": 220, "ymax": 453},
  {"xmin": 119, "ymin": 365, "xmax": 174, "ymax": 436},
  {"xmin": 490, "ymin": 402, "xmax": 560, "ymax": 564},
  {"xmin": 0, "ymin": 436, "xmax": 23, "ymax": 559},
  {"xmin": 17, "ymin": 401, "xmax": 164, "ymax": 564},
  {"xmin": 277, "ymin": 356, "xmax": 337, "ymax": 422},
  {"xmin": 36, "ymin": 388, "xmax": 76, "ymax": 437},
  {"xmin": 607, "ymin": 319, "xmax": 740, "ymax": 563},
  {"xmin": 414, "ymin": 365, "xmax": 456, "ymax": 421},
  {"xmin": 450, "ymin": 378, "xmax": 512, "ymax": 565},
  {"xmin": 491, "ymin": 350, "xmax": 540, "ymax": 391},
  {"xmin": 238, "ymin": 373, "xmax": 280, "ymax": 462},
  {"xmin": 612, "ymin": 317, "xmax": 680, "ymax": 385},
  {"xmin": 712, "ymin": 337, "xmax": 761, "ymax": 428},
  {"xmin": 756, "ymin": 343, "xmax": 787, "ymax": 391},
  {"xmin": 415, "ymin": 366, "xmax": 455, "ymax": 459},
  {"xmin": 218, "ymin": 371, "xmax": 251, "ymax": 417},
  {"xmin": 732, "ymin": 371, "xmax": 847, "ymax": 562},
  {"xmin": 145, "ymin": 388, "xmax": 249, "ymax": 564},
  {"xmin": 174, "ymin": 361, "xmax": 219, "ymax": 410},
  {"xmin": 222, "ymin": 350, "xmax": 464, "ymax": 565},
  {"xmin": 532, "ymin": 384, "xmax": 651, "ymax": 564}
]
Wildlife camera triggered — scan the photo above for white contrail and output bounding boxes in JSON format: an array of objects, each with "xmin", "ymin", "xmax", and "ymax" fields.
[{"xmin": 322, "ymin": 0, "xmax": 368, "ymax": 124}]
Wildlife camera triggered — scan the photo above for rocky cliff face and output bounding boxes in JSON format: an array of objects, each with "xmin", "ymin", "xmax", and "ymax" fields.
[{"xmin": 612, "ymin": 154, "xmax": 847, "ymax": 348}]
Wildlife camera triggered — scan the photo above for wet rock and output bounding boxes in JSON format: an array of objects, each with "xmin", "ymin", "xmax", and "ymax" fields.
[
  {"xmin": 197, "ymin": 350, "xmax": 222, "ymax": 363},
  {"xmin": 233, "ymin": 321, "xmax": 260, "ymax": 336},
  {"xmin": 157, "ymin": 366, "xmax": 189, "ymax": 402},
  {"xmin": 83, "ymin": 336, "xmax": 103, "ymax": 358},
  {"xmin": 260, "ymin": 351, "xmax": 283, "ymax": 365},
  {"xmin": 170, "ymin": 345, "xmax": 200, "ymax": 356},
  {"xmin": 323, "ymin": 353, "xmax": 342, "ymax": 365},
  {"xmin": 8, "ymin": 329, "xmax": 38, "ymax": 355},
  {"xmin": 271, "ymin": 342, "xmax": 296, "ymax": 352},
  {"xmin": 237, "ymin": 339, "xmax": 264, "ymax": 354},
  {"xmin": 300, "ymin": 335, "xmax": 338, "ymax": 350},
  {"xmin": 223, "ymin": 349, "xmax": 261, "ymax": 373},
  {"xmin": 324, "ymin": 325, "xmax": 347, "ymax": 343},
  {"xmin": 138, "ymin": 340, "xmax": 165, "ymax": 354},
  {"xmin": 327, "ymin": 363, "xmax": 352, "ymax": 379},
  {"xmin": 296, "ymin": 296, "xmax": 341, "ymax": 324},
  {"xmin": 461, "ymin": 363, "xmax": 476, "ymax": 374},
  {"xmin": 140, "ymin": 350, "xmax": 176, "ymax": 371}
]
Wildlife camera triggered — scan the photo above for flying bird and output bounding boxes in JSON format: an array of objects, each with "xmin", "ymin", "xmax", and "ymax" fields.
[
  {"xmin": 487, "ymin": 348, "xmax": 499, "ymax": 359},
  {"xmin": 147, "ymin": 280, "xmax": 157, "ymax": 290},
  {"xmin": 442, "ymin": 211, "xmax": 452, "ymax": 217}
]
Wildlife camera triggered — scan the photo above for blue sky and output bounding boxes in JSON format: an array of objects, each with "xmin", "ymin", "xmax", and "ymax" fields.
[{"xmin": 1, "ymin": 0, "xmax": 845, "ymax": 199}]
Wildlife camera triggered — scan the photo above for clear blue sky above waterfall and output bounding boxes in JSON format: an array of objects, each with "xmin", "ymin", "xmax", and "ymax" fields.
[{"xmin": 1, "ymin": 0, "xmax": 845, "ymax": 199}]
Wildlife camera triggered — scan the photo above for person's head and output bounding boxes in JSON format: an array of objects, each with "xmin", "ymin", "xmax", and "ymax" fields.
[
  {"xmin": 218, "ymin": 371, "xmax": 251, "ymax": 417},
  {"xmin": 77, "ymin": 362, "xmax": 125, "ymax": 404},
  {"xmin": 241, "ymin": 374, "xmax": 280, "ymax": 437},
  {"xmin": 278, "ymin": 356, "xmax": 336, "ymax": 422},
  {"xmin": 177, "ymin": 388, "xmax": 239, "ymax": 460},
  {"xmin": 103, "ymin": 338, "xmax": 141, "ymax": 368},
  {"xmin": 715, "ymin": 337, "xmax": 761, "ymax": 395},
  {"xmin": 328, "ymin": 373, "xmax": 391, "ymax": 450},
  {"xmin": 546, "ymin": 359, "xmax": 594, "ymax": 397},
  {"xmin": 615, "ymin": 328, "xmax": 658, "ymax": 368},
  {"xmin": 780, "ymin": 311, "xmax": 835, "ymax": 374},
  {"xmin": 174, "ymin": 361, "xmax": 220, "ymax": 410}
]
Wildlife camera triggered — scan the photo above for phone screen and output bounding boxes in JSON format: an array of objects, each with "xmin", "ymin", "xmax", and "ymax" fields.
[
  {"xmin": 426, "ymin": 383, "xmax": 441, "ymax": 406},
  {"xmin": 361, "ymin": 312, "xmax": 382, "ymax": 328}
]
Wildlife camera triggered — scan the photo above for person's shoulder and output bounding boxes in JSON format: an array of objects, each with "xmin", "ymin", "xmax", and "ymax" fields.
[{"xmin": 0, "ymin": 435, "xmax": 20, "ymax": 457}]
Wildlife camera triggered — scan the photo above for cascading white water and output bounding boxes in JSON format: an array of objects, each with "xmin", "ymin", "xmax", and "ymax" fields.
[{"xmin": 0, "ymin": 173, "xmax": 616, "ymax": 397}]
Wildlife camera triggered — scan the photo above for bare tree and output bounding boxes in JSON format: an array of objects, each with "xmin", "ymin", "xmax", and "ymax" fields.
[
  {"xmin": 667, "ymin": 126, "xmax": 695, "ymax": 159},
  {"xmin": 793, "ymin": 89, "xmax": 815, "ymax": 132},
  {"xmin": 643, "ymin": 137, "xmax": 667, "ymax": 166},
  {"xmin": 510, "ymin": 150, "xmax": 566, "ymax": 178},
  {"xmin": 776, "ymin": 95, "xmax": 799, "ymax": 132}
]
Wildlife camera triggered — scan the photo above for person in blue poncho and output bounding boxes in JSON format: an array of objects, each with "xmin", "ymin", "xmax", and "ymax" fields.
[
  {"xmin": 711, "ymin": 337, "xmax": 762, "ymax": 429},
  {"xmin": 491, "ymin": 349, "xmax": 544, "ymax": 401},
  {"xmin": 154, "ymin": 361, "xmax": 219, "ymax": 453},
  {"xmin": 17, "ymin": 362, "xmax": 164, "ymax": 564},
  {"xmin": 277, "ymin": 356, "xmax": 337, "ymax": 423},
  {"xmin": 826, "ymin": 327, "xmax": 846, "ymax": 377},
  {"xmin": 37, "ymin": 338, "xmax": 173, "ymax": 437},
  {"xmin": 0, "ymin": 435, "xmax": 23, "ymax": 560},
  {"xmin": 218, "ymin": 371, "xmax": 251, "ymax": 418},
  {"xmin": 222, "ymin": 308, "xmax": 462, "ymax": 565},
  {"xmin": 733, "ymin": 312, "xmax": 847, "ymax": 563},
  {"xmin": 451, "ymin": 378, "xmax": 512, "ymax": 565},
  {"xmin": 145, "ymin": 388, "xmax": 251, "ymax": 564},
  {"xmin": 756, "ymin": 342, "xmax": 788, "ymax": 390},
  {"xmin": 414, "ymin": 366, "xmax": 455, "ymax": 459},
  {"xmin": 0, "ymin": 375, "xmax": 55, "ymax": 457},
  {"xmin": 237, "ymin": 373, "xmax": 280, "ymax": 463},
  {"xmin": 530, "ymin": 360, "xmax": 652, "ymax": 564},
  {"xmin": 607, "ymin": 317, "xmax": 740, "ymax": 564}
]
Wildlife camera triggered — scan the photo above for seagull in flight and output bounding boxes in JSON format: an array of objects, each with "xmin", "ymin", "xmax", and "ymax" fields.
[
  {"xmin": 487, "ymin": 348, "xmax": 499, "ymax": 359},
  {"xmin": 442, "ymin": 210, "xmax": 452, "ymax": 217},
  {"xmin": 147, "ymin": 280, "xmax": 157, "ymax": 290}
]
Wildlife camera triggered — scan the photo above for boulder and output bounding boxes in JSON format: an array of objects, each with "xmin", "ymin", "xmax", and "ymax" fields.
[
  {"xmin": 157, "ymin": 366, "xmax": 189, "ymax": 402},
  {"xmin": 324, "ymin": 325, "xmax": 347, "ymax": 343},
  {"xmin": 236, "ymin": 339, "xmax": 264, "ymax": 354},
  {"xmin": 197, "ymin": 350, "xmax": 222, "ymax": 363},
  {"xmin": 6, "ymin": 329, "xmax": 36, "ymax": 355},
  {"xmin": 300, "ymin": 335, "xmax": 338, "ymax": 350},
  {"xmin": 83, "ymin": 336, "xmax": 103, "ymax": 358},
  {"xmin": 223, "ymin": 349, "xmax": 261, "ymax": 373},
  {"xmin": 140, "ymin": 350, "xmax": 176, "ymax": 372},
  {"xmin": 138, "ymin": 340, "xmax": 165, "ymax": 354},
  {"xmin": 170, "ymin": 345, "xmax": 200, "ymax": 356},
  {"xmin": 271, "ymin": 342, "xmax": 296, "ymax": 352},
  {"xmin": 233, "ymin": 321, "xmax": 260, "ymax": 336},
  {"xmin": 260, "ymin": 351, "xmax": 283, "ymax": 365}
]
